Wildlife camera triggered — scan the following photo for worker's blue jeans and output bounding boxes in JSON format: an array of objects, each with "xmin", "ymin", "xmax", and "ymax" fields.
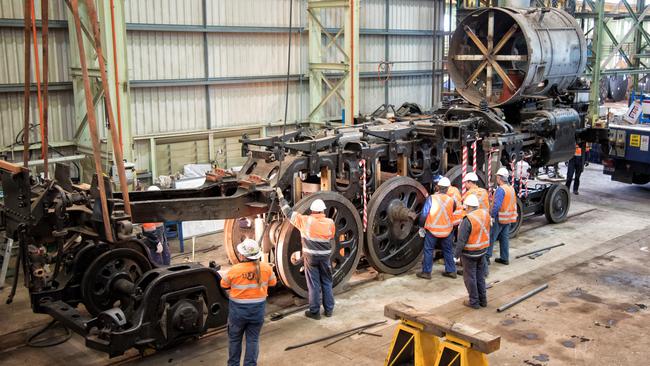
[
  {"xmin": 304, "ymin": 254, "xmax": 335, "ymax": 314},
  {"xmin": 422, "ymin": 231, "xmax": 455, "ymax": 274},
  {"xmin": 154, "ymin": 225, "xmax": 171, "ymax": 265},
  {"xmin": 227, "ymin": 301, "xmax": 265, "ymax": 366},
  {"xmin": 461, "ymin": 254, "xmax": 487, "ymax": 307},
  {"xmin": 488, "ymin": 221, "xmax": 510, "ymax": 262}
]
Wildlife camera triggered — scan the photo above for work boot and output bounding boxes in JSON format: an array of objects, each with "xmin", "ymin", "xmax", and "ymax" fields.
[
  {"xmin": 494, "ymin": 258, "xmax": 509, "ymax": 265},
  {"xmin": 463, "ymin": 300, "xmax": 479, "ymax": 309},
  {"xmin": 305, "ymin": 310, "xmax": 321, "ymax": 320},
  {"xmin": 573, "ymin": 191, "xmax": 579, "ymax": 195},
  {"xmin": 442, "ymin": 271, "xmax": 457, "ymax": 279},
  {"xmin": 456, "ymin": 269, "xmax": 464, "ymax": 276},
  {"xmin": 480, "ymin": 302, "xmax": 488, "ymax": 308},
  {"xmin": 416, "ymin": 272, "xmax": 432, "ymax": 280},
  {"xmin": 324, "ymin": 310, "xmax": 333, "ymax": 317}
]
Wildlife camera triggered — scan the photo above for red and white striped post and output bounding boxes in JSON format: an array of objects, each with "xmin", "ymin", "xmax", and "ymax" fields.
[
  {"xmin": 462, "ymin": 145, "xmax": 468, "ymax": 194},
  {"xmin": 472, "ymin": 140, "xmax": 478, "ymax": 174},
  {"xmin": 487, "ymin": 148, "xmax": 494, "ymax": 196}
]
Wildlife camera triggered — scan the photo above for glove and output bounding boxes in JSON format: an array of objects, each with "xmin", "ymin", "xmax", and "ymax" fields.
[
  {"xmin": 491, "ymin": 218, "xmax": 495, "ymax": 226},
  {"xmin": 454, "ymin": 257, "xmax": 460, "ymax": 265},
  {"xmin": 418, "ymin": 228, "xmax": 426, "ymax": 238},
  {"xmin": 156, "ymin": 242, "xmax": 163, "ymax": 254},
  {"xmin": 275, "ymin": 187, "xmax": 284, "ymax": 200}
]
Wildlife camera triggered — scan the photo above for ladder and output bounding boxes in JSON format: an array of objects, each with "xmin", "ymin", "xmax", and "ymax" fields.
[{"xmin": 0, "ymin": 236, "xmax": 14, "ymax": 290}]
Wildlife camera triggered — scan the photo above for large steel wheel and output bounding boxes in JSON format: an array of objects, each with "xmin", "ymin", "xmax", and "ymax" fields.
[
  {"xmin": 365, "ymin": 176, "xmax": 428, "ymax": 274},
  {"xmin": 544, "ymin": 184, "xmax": 570, "ymax": 223},
  {"xmin": 275, "ymin": 191, "xmax": 362, "ymax": 298},
  {"xmin": 224, "ymin": 217, "xmax": 257, "ymax": 264},
  {"xmin": 509, "ymin": 197, "xmax": 524, "ymax": 238},
  {"xmin": 81, "ymin": 248, "xmax": 151, "ymax": 316}
]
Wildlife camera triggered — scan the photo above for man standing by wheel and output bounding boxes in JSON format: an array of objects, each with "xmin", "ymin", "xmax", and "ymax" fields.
[
  {"xmin": 488, "ymin": 168, "xmax": 518, "ymax": 266},
  {"xmin": 277, "ymin": 188, "xmax": 336, "ymax": 320},
  {"xmin": 440, "ymin": 177, "xmax": 463, "ymax": 230},
  {"xmin": 455, "ymin": 194, "xmax": 490, "ymax": 309},
  {"xmin": 221, "ymin": 239, "xmax": 277, "ymax": 366},
  {"xmin": 566, "ymin": 143, "xmax": 585, "ymax": 195},
  {"xmin": 417, "ymin": 180, "xmax": 456, "ymax": 279},
  {"xmin": 461, "ymin": 172, "xmax": 489, "ymax": 210}
]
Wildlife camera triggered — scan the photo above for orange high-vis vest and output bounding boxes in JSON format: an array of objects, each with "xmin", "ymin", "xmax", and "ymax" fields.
[
  {"xmin": 497, "ymin": 184, "xmax": 518, "ymax": 224},
  {"xmin": 424, "ymin": 193, "xmax": 454, "ymax": 238},
  {"xmin": 575, "ymin": 145, "xmax": 582, "ymax": 156},
  {"xmin": 462, "ymin": 186, "xmax": 490, "ymax": 211},
  {"xmin": 465, "ymin": 208, "xmax": 491, "ymax": 251},
  {"xmin": 221, "ymin": 261, "xmax": 277, "ymax": 304},
  {"xmin": 290, "ymin": 212, "xmax": 336, "ymax": 256},
  {"xmin": 447, "ymin": 186, "xmax": 463, "ymax": 226}
]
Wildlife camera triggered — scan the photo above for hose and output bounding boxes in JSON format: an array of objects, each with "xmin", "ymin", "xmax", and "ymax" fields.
[{"xmin": 27, "ymin": 319, "xmax": 72, "ymax": 348}]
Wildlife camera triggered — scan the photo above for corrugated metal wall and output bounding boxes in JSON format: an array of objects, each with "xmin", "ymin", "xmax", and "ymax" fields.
[{"xmin": 1, "ymin": 0, "xmax": 445, "ymax": 176}]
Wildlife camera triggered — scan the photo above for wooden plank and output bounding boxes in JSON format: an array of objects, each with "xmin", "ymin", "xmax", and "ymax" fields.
[
  {"xmin": 384, "ymin": 302, "xmax": 501, "ymax": 354},
  {"xmin": 320, "ymin": 166, "xmax": 331, "ymax": 191},
  {"xmin": 0, "ymin": 160, "xmax": 28, "ymax": 175}
]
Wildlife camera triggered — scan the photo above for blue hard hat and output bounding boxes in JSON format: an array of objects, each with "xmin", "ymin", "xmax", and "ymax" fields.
[{"xmin": 433, "ymin": 175, "xmax": 443, "ymax": 183}]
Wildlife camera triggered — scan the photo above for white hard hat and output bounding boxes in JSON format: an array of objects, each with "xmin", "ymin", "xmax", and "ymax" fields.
[
  {"xmin": 463, "ymin": 172, "xmax": 479, "ymax": 182},
  {"xmin": 310, "ymin": 199, "xmax": 327, "ymax": 212},
  {"xmin": 496, "ymin": 167, "xmax": 509, "ymax": 178},
  {"xmin": 147, "ymin": 185, "xmax": 161, "ymax": 191},
  {"xmin": 237, "ymin": 238, "xmax": 262, "ymax": 260},
  {"xmin": 464, "ymin": 194, "xmax": 479, "ymax": 207},
  {"xmin": 437, "ymin": 177, "xmax": 451, "ymax": 187}
]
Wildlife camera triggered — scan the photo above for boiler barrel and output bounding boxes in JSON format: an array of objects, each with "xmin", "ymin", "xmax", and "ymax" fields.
[{"xmin": 448, "ymin": 7, "xmax": 587, "ymax": 107}]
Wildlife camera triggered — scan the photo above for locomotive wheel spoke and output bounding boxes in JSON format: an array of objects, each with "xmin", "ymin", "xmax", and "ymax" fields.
[
  {"xmin": 365, "ymin": 176, "xmax": 428, "ymax": 275},
  {"xmin": 464, "ymin": 25, "xmax": 489, "ymax": 57},
  {"xmin": 275, "ymin": 191, "xmax": 362, "ymax": 298}
]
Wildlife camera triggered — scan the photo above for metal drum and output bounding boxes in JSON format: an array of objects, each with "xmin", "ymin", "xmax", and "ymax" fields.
[{"xmin": 449, "ymin": 7, "xmax": 587, "ymax": 107}]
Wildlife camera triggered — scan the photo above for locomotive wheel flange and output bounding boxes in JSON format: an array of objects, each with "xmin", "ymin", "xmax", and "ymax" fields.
[
  {"xmin": 81, "ymin": 248, "xmax": 151, "ymax": 316},
  {"xmin": 365, "ymin": 176, "xmax": 428, "ymax": 274},
  {"xmin": 275, "ymin": 191, "xmax": 362, "ymax": 298}
]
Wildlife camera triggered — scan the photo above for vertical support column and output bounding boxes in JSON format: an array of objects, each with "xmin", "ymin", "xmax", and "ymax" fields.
[
  {"xmin": 384, "ymin": 0, "xmax": 390, "ymax": 106},
  {"xmin": 587, "ymin": 0, "xmax": 605, "ymax": 126},
  {"xmin": 308, "ymin": 0, "xmax": 359, "ymax": 125},
  {"xmin": 202, "ymin": 0, "xmax": 212, "ymax": 130},
  {"xmin": 98, "ymin": 0, "xmax": 132, "ymax": 161},
  {"xmin": 149, "ymin": 137, "xmax": 157, "ymax": 181},
  {"xmin": 308, "ymin": 3, "xmax": 323, "ymax": 123},
  {"xmin": 345, "ymin": 0, "xmax": 360, "ymax": 124},
  {"xmin": 633, "ymin": 0, "xmax": 646, "ymax": 90},
  {"xmin": 432, "ymin": 0, "xmax": 445, "ymax": 109}
]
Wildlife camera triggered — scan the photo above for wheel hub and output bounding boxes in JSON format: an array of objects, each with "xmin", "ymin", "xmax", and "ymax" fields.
[{"xmin": 387, "ymin": 200, "xmax": 415, "ymax": 241}]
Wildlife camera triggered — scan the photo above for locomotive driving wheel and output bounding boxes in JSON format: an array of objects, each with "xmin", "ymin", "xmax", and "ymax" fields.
[
  {"xmin": 365, "ymin": 176, "xmax": 428, "ymax": 274},
  {"xmin": 81, "ymin": 248, "xmax": 152, "ymax": 316},
  {"xmin": 224, "ymin": 216, "xmax": 257, "ymax": 264},
  {"xmin": 275, "ymin": 191, "xmax": 362, "ymax": 298}
]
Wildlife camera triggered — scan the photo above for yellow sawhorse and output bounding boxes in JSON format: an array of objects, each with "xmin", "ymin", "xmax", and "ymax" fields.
[{"xmin": 384, "ymin": 302, "xmax": 500, "ymax": 366}]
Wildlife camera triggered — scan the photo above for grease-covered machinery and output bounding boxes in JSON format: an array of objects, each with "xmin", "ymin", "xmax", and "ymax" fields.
[{"xmin": 0, "ymin": 5, "xmax": 598, "ymax": 357}]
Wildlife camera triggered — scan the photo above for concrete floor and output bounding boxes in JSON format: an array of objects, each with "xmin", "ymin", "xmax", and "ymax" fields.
[{"xmin": 1, "ymin": 164, "xmax": 649, "ymax": 365}]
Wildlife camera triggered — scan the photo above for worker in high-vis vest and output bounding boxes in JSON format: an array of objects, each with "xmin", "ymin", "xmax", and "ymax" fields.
[
  {"xmin": 488, "ymin": 167, "xmax": 518, "ymax": 267},
  {"xmin": 566, "ymin": 143, "xmax": 585, "ymax": 195},
  {"xmin": 439, "ymin": 177, "xmax": 463, "ymax": 228},
  {"xmin": 221, "ymin": 239, "xmax": 277, "ymax": 366},
  {"xmin": 454, "ymin": 194, "xmax": 490, "ymax": 309},
  {"xmin": 277, "ymin": 188, "xmax": 336, "ymax": 320},
  {"xmin": 461, "ymin": 172, "xmax": 489, "ymax": 210},
  {"xmin": 417, "ymin": 180, "xmax": 457, "ymax": 279}
]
